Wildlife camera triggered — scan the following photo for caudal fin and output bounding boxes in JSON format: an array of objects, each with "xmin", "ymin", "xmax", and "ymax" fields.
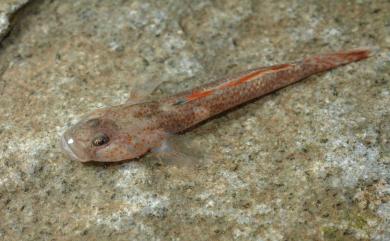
[
  {"xmin": 326, "ymin": 48, "xmax": 371, "ymax": 63},
  {"xmin": 304, "ymin": 48, "xmax": 372, "ymax": 73}
]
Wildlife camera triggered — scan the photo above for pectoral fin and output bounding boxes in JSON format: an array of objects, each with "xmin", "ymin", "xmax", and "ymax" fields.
[{"xmin": 127, "ymin": 73, "xmax": 162, "ymax": 104}]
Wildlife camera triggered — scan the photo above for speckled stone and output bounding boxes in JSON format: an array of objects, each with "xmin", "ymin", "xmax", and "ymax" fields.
[
  {"xmin": 0, "ymin": 0, "xmax": 389, "ymax": 240},
  {"xmin": 0, "ymin": 0, "xmax": 30, "ymax": 41}
]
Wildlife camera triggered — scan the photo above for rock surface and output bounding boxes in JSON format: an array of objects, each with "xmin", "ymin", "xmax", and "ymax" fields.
[
  {"xmin": 0, "ymin": 0, "xmax": 389, "ymax": 240},
  {"xmin": 0, "ymin": 0, "xmax": 29, "ymax": 41}
]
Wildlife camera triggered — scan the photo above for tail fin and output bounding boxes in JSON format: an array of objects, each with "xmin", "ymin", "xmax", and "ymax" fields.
[{"xmin": 303, "ymin": 48, "xmax": 372, "ymax": 73}]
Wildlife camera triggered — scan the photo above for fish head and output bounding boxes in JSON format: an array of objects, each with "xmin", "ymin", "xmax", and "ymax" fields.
[{"xmin": 61, "ymin": 105, "xmax": 162, "ymax": 162}]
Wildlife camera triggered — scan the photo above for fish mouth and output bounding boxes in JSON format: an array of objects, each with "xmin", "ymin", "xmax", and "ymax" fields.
[{"xmin": 60, "ymin": 133, "xmax": 90, "ymax": 162}]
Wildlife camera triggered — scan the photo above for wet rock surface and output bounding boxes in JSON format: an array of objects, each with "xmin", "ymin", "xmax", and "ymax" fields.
[{"xmin": 0, "ymin": 0, "xmax": 389, "ymax": 240}]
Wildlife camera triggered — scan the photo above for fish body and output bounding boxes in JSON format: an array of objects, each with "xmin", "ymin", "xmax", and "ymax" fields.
[{"xmin": 61, "ymin": 49, "xmax": 371, "ymax": 162}]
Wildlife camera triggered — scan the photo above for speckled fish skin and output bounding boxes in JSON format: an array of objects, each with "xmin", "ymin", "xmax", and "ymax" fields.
[{"xmin": 61, "ymin": 49, "xmax": 371, "ymax": 162}]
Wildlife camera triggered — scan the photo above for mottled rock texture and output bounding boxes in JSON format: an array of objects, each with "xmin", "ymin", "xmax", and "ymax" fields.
[
  {"xmin": 0, "ymin": 0, "xmax": 29, "ymax": 41},
  {"xmin": 0, "ymin": 0, "xmax": 389, "ymax": 240}
]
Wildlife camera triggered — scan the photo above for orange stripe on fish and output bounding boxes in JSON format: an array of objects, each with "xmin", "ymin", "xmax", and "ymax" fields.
[
  {"xmin": 185, "ymin": 89, "xmax": 214, "ymax": 102},
  {"xmin": 174, "ymin": 63, "xmax": 292, "ymax": 105},
  {"xmin": 220, "ymin": 64, "xmax": 291, "ymax": 88},
  {"xmin": 173, "ymin": 90, "xmax": 215, "ymax": 105}
]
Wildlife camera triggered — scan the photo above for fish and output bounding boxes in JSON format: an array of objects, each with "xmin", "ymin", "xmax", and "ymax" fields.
[{"xmin": 61, "ymin": 49, "xmax": 371, "ymax": 162}]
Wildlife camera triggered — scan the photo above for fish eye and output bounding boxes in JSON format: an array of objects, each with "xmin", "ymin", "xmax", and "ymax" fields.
[{"xmin": 92, "ymin": 133, "xmax": 110, "ymax": 146}]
